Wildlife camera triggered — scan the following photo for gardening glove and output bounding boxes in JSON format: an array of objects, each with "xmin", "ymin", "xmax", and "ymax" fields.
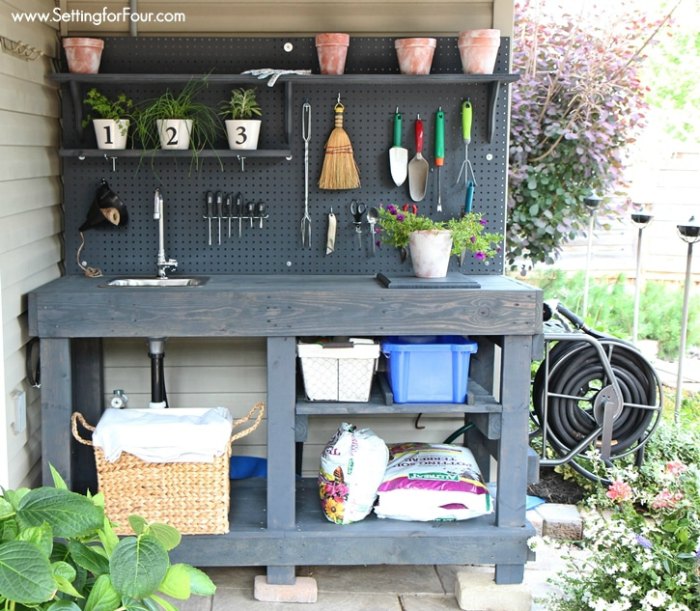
[{"xmin": 242, "ymin": 68, "xmax": 312, "ymax": 86}]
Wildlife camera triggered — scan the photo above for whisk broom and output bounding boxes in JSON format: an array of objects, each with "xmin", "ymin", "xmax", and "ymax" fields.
[{"xmin": 318, "ymin": 96, "xmax": 360, "ymax": 190}]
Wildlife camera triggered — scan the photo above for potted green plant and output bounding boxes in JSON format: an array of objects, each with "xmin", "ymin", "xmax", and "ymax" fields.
[
  {"xmin": 135, "ymin": 78, "xmax": 220, "ymax": 154},
  {"xmin": 220, "ymin": 87, "xmax": 262, "ymax": 150},
  {"xmin": 377, "ymin": 204, "xmax": 500, "ymax": 277},
  {"xmin": 0, "ymin": 466, "xmax": 215, "ymax": 609},
  {"xmin": 82, "ymin": 87, "xmax": 134, "ymax": 150}
]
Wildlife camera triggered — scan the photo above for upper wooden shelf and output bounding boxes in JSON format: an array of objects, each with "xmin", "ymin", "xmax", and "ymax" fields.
[{"xmin": 49, "ymin": 72, "xmax": 519, "ymax": 85}]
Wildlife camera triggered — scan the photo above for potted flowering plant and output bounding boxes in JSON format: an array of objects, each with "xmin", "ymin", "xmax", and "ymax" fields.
[{"xmin": 377, "ymin": 204, "xmax": 500, "ymax": 277}]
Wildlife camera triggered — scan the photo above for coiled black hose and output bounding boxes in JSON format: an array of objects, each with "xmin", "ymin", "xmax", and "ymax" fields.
[{"xmin": 532, "ymin": 303, "xmax": 660, "ymax": 461}]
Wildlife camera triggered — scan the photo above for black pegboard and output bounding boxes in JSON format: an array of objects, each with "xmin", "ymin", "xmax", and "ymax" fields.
[{"xmin": 62, "ymin": 37, "xmax": 511, "ymax": 276}]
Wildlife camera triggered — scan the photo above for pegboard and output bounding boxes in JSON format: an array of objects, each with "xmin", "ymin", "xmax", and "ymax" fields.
[{"xmin": 61, "ymin": 37, "xmax": 512, "ymax": 277}]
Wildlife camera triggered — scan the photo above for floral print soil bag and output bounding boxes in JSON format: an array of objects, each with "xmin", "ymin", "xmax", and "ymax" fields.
[
  {"xmin": 375, "ymin": 442, "xmax": 492, "ymax": 521},
  {"xmin": 319, "ymin": 423, "xmax": 389, "ymax": 524}
]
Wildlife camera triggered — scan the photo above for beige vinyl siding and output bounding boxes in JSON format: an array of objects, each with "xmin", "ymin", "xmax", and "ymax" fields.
[
  {"xmin": 0, "ymin": 0, "xmax": 60, "ymax": 489},
  {"xmin": 61, "ymin": 0, "xmax": 513, "ymax": 36}
]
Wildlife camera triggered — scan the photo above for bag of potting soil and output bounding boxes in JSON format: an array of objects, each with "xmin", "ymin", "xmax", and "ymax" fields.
[
  {"xmin": 319, "ymin": 423, "xmax": 389, "ymax": 524},
  {"xmin": 374, "ymin": 442, "xmax": 492, "ymax": 521}
]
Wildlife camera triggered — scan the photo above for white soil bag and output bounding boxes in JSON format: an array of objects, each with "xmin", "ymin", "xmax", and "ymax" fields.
[
  {"xmin": 319, "ymin": 423, "xmax": 389, "ymax": 524},
  {"xmin": 375, "ymin": 442, "xmax": 493, "ymax": 521}
]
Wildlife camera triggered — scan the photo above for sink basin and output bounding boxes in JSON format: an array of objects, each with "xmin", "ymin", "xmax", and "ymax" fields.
[{"xmin": 103, "ymin": 277, "xmax": 208, "ymax": 287}]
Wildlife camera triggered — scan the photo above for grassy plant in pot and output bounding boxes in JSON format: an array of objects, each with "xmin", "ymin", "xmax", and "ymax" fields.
[
  {"xmin": 0, "ymin": 466, "xmax": 216, "ymax": 610},
  {"xmin": 378, "ymin": 205, "xmax": 500, "ymax": 277},
  {"xmin": 135, "ymin": 78, "xmax": 220, "ymax": 157},
  {"xmin": 220, "ymin": 87, "xmax": 262, "ymax": 150},
  {"xmin": 82, "ymin": 88, "xmax": 134, "ymax": 150}
]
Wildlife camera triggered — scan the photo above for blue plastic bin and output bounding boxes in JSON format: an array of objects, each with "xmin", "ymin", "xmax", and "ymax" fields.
[{"xmin": 381, "ymin": 336, "xmax": 478, "ymax": 404}]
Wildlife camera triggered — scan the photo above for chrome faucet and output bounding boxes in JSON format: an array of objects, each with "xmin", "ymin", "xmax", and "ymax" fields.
[{"xmin": 153, "ymin": 187, "xmax": 178, "ymax": 278}]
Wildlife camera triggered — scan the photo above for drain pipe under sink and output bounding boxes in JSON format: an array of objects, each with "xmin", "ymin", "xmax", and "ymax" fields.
[{"xmin": 148, "ymin": 337, "xmax": 168, "ymax": 408}]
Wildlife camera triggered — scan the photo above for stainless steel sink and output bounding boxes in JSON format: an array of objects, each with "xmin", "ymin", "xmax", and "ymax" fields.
[{"xmin": 103, "ymin": 277, "xmax": 207, "ymax": 287}]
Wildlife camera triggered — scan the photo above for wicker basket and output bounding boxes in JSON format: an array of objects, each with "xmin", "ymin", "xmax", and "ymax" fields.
[{"xmin": 71, "ymin": 403, "xmax": 264, "ymax": 535}]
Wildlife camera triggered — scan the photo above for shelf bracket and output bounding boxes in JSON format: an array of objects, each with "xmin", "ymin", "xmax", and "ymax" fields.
[
  {"xmin": 69, "ymin": 80, "xmax": 84, "ymax": 139},
  {"xmin": 284, "ymin": 80, "xmax": 293, "ymax": 156},
  {"xmin": 487, "ymin": 81, "xmax": 502, "ymax": 144}
]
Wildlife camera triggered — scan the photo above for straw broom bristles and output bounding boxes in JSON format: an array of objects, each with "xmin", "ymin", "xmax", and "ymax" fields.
[{"xmin": 318, "ymin": 102, "xmax": 360, "ymax": 190}]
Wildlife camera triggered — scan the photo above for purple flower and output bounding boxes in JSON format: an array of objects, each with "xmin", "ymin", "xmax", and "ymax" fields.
[
  {"xmin": 696, "ymin": 548, "xmax": 700, "ymax": 560},
  {"xmin": 474, "ymin": 251, "xmax": 486, "ymax": 261},
  {"xmin": 396, "ymin": 214, "xmax": 405, "ymax": 222},
  {"xmin": 387, "ymin": 204, "xmax": 397, "ymax": 215},
  {"xmin": 470, "ymin": 235, "xmax": 476, "ymax": 243},
  {"xmin": 479, "ymin": 219, "xmax": 488, "ymax": 226},
  {"xmin": 635, "ymin": 534, "xmax": 652, "ymax": 549}
]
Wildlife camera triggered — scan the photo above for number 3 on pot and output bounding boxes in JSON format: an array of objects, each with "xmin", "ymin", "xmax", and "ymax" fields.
[{"xmin": 235, "ymin": 125, "xmax": 248, "ymax": 145}]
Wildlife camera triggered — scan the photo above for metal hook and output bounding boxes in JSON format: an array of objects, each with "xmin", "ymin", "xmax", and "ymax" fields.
[
  {"xmin": 414, "ymin": 413, "xmax": 426, "ymax": 430},
  {"xmin": 103, "ymin": 154, "xmax": 116, "ymax": 172}
]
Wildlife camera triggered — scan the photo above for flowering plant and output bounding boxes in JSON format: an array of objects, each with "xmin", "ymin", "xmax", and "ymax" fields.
[
  {"xmin": 547, "ymin": 452, "xmax": 700, "ymax": 611},
  {"xmin": 377, "ymin": 205, "xmax": 501, "ymax": 260}
]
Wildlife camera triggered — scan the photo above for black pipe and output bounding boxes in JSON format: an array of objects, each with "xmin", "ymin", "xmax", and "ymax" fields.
[{"xmin": 147, "ymin": 337, "xmax": 168, "ymax": 407}]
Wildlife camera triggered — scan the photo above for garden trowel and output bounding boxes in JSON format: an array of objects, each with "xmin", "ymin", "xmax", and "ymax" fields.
[{"xmin": 389, "ymin": 108, "xmax": 408, "ymax": 186}]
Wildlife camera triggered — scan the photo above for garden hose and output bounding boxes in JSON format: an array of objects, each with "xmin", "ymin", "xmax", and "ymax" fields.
[{"xmin": 532, "ymin": 302, "xmax": 661, "ymax": 470}]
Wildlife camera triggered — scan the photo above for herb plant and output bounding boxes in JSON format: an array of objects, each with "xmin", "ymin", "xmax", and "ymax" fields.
[
  {"xmin": 81, "ymin": 88, "xmax": 134, "ymax": 131},
  {"xmin": 0, "ymin": 466, "xmax": 215, "ymax": 610},
  {"xmin": 134, "ymin": 77, "xmax": 220, "ymax": 152},
  {"xmin": 377, "ymin": 204, "xmax": 500, "ymax": 260},
  {"xmin": 220, "ymin": 87, "xmax": 262, "ymax": 120}
]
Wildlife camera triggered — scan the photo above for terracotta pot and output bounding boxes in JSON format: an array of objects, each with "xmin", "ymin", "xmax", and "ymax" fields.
[
  {"xmin": 394, "ymin": 38, "xmax": 437, "ymax": 75},
  {"xmin": 225, "ymin": 119, "xmax": 261, "ymax": 150},
  {"xmin": 157, "ymin": 119, "xmax": 192, "ymax": 150},
  {"xmin": 457, "ymin": 29, "xmax": 501, "ymax": 74},
  {"xmin": 409, "ymin": 230, "xmax": 452, "ymax": 278},
  {"xmin": 62, "ymin": 37, "xmax": 104, "ymax": 74},
  {"xmin": 315, "ymin": 33, "xmax": 350, "ymax": 75},
  {"xmin": 93, "ymin": 119, "xmax": 129, "ymax": 150}
]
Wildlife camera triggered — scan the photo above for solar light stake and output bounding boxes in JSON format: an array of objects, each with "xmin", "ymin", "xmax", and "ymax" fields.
[
  {"xmin": 631, "ymin": 212, "xmax": 653, "ymax": 343},
  {"xmin": 582, "ymin": 196, "xmax": 601, "ymax": 319},
  {"xmin": 675, "ymin": 220, "xmax": 699, "ymax": 424}
]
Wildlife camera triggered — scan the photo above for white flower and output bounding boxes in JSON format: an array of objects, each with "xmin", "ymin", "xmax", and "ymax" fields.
[
  {"xmin": 676, "ymin": 571, "xmax": 687, "ymax": 586},
  {"xmin": 608, "ymin": 599, "xmax": 632, "ymax": 611},
  {"xmin": 642, "ymin": 589, "xmax": 669, "ymax": 608},
  {"xmin": 590, "ymin": 598, "xmax": 610, "ymax": 611},
  {"xmin": 527, "ymin": 535, "xmax": 544, "ymax": 551},
  {"xmin": 667, "ymin": 603, "xmax": 691, "ymax": 611}
]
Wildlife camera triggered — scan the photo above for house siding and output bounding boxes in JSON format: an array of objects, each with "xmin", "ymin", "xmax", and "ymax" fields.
[{"xmin": 0, "ymin": 0, "xmax": 61, "ymax": 488}]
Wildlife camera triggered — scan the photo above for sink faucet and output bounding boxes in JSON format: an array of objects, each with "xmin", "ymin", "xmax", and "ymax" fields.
[{"xmin": 153, "ymin": 187, "xmax": 178, "ymax": 278}]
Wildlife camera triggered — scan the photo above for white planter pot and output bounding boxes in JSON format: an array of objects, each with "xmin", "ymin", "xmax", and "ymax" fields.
[
  {"xmin": 225, "ymin": 119, "xmax": 261, "ymax": 150},
  {"xmin": 408, "ymin": 230, "xmax": 453, "ymax": 278},
  {"xmin": 93, "ymin": 119, "xmax": 129, "ymax": 150},
  {"xmin": 157, "ymin": 119, "xmax": 192, "ymax": 150}
]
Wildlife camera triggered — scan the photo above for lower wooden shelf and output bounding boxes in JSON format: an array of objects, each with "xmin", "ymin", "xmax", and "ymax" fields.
[{"xmin": 170, "ymin": 478, "xmax": 534, "ymax": 568}]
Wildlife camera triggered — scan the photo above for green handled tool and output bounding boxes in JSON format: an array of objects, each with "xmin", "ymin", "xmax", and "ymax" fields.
[
  {"xmin": 456, "ymin": 100, "xmax": 477, "ymax": 214},
  {"xmin": 389, "ymin": 107, "xmax": 408, "ymax": 186},
  {"xmin": 434, "ymin": 107, "xmax": 445, "ymax": 212}
]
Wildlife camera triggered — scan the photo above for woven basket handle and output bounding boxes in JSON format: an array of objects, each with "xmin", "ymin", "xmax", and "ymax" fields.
[
  {"xmin": 230, "ymin": 402, "xmax": 265, "ymax": 444},
  {"xmin": 71, "ymin": 412, "xmax": 95, "ymax": 446}
]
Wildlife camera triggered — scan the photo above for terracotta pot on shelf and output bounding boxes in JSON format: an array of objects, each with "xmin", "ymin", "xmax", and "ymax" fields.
[
  {"xmin": 457, "ymin": 29, "xmax": 501, "ymax": 74},
  {"xmin": 62, "ymin": 37, "xmax": 104, "ymax": 74},
  {"xmin": 409, "ymin": 230, "xmax": 452, "ymax": 278},
  {"xmin": 315, "ymin": 33, "xmax": 350, "ymax": 75},
  {"xmin": 394, "ymin": 38, "xmax": 437, "ymax": 75}
]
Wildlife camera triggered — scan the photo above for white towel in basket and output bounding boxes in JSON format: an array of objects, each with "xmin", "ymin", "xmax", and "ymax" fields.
[{"xmin": 92, "ymin": 407, "xmax": 233, "ymax": 463}]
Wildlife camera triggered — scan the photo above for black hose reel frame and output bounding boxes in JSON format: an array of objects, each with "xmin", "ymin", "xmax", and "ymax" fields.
[{"xmin": 530, "ymin": 305, "xmax": 663, "ymax": 482}]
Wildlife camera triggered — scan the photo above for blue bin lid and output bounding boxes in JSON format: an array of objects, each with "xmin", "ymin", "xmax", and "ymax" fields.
[{"xmin": 381, "ymin": 335, "xmax": 477, "ymax": 353}]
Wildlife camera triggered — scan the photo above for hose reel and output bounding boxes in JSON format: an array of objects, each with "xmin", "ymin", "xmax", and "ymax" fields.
[{"xmin": 530, "ymin": 302, "xmax": 662, "ymax": 482}]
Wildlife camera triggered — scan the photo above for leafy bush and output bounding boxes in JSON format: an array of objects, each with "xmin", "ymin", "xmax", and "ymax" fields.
[
  {"xmin": 526, "ymin": 269, "xmax": 700, "ymax": 360},
  {"xmin": 0, "ymin": 466, "xmax": 215, "ymax": 610},
  {"xmin": 507, "ymin": 1, "xmax": 676, "ymax": 269}
]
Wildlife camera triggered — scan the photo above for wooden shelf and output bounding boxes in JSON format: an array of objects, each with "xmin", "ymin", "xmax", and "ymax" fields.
[{"xmin": 296, "ymin": 376, "xmax": 500, "ymax": 415}]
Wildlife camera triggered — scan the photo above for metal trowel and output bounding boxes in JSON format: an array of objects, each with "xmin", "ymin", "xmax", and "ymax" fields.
[
  {"xmin": 408, "ymin": 114, "xmax": 429, "ymax": 202},
  {"xmin": 389, "ymin": 108, "xmax": 408, "ymax": 186}
]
